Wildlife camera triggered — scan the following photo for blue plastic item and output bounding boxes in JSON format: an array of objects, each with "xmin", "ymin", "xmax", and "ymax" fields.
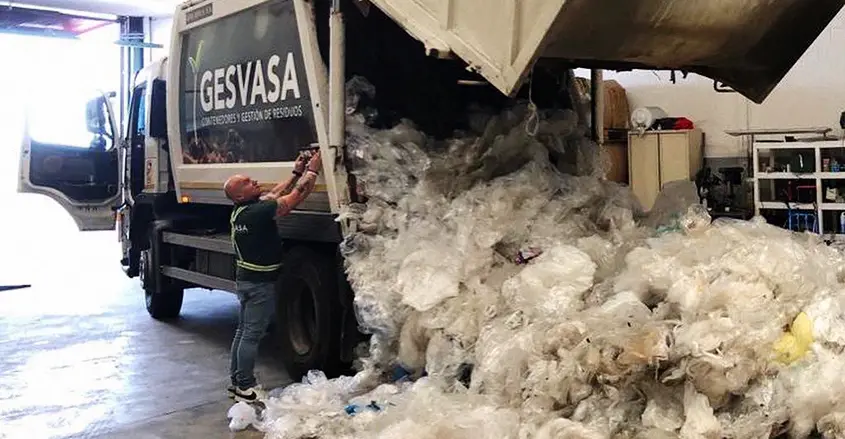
[
  {"xmin": 390, "ymin": 365, "xmax": 411, "ymax": 382},
  {"xmin": 787, "ymin": 211, "xmax": 818, "ymax": 233},
  {"xmin": 344, "ymin": 401, "xmax": 382, "ymax": 416}
]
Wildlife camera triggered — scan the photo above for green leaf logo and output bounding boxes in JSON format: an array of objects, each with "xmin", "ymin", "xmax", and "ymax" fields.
[
  {"xmin": 188, "ymin": 40, "xmax": 205, "ymax": 74},
  {"xmin": 189, "ymin": 39, "xmax": 206, "ymax": 148}
]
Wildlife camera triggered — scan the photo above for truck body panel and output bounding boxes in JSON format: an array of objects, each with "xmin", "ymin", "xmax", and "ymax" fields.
[
  {"xmin": 368, "ymin": 0, "xmax": 845, "ymax": 104},
  {"xmin": 167, "ymin": 0, "xmax": 336, "ymax": 210}
]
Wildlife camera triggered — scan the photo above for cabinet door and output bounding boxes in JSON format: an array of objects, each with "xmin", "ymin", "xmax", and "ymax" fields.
[
  {"xmin": 629, "ymin": 134, "xmax": 660, "ymax": 210},
  {"xmin": 658, "ymin": 132, "xmax": 692, "ymax": 188}
]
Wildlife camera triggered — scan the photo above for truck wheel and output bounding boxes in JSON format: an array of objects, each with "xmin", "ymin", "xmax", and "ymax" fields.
[
  {"xmin": 275, "ymin": 246, "xmax": 342, "ymax": 380},
  {"xmin": 140, "ymin": 247, "xmax": 184, "ymax": 320}
]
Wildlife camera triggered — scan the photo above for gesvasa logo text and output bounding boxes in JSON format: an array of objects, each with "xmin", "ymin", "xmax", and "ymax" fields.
[{"xmin": 199, "ymin": 53, "xmax": 301, "ymax": 113}]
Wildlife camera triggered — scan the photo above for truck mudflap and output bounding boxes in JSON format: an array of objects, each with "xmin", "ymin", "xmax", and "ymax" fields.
[{"xmin": 368, "ymin": 0, "xmax": 845, "ymax": 104}]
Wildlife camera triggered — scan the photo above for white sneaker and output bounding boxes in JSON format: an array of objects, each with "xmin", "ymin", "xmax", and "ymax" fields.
[{"xmin": 232, "ymin": 385, "xmax": 267, "ymax": 403}]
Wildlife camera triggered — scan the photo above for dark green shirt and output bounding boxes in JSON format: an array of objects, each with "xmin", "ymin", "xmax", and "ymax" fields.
[{"xmin": 230, "ymin": 199, "xmax": 283, "ymax": 283}]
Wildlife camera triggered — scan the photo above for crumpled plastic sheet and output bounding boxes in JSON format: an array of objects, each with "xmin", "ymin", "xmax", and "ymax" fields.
[
  {"xmin": 227, "ymin": 401, "xmax": 258, "ymax": 432},
  {"xmin": 253, "ymin": 76, "xmax": 845, "ymax": 439}
]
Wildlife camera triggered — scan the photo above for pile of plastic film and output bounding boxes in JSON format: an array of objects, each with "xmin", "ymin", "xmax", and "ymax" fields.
[{"xmin": 239, "ymin": 76, "xmax": 845, "ymax": 439}]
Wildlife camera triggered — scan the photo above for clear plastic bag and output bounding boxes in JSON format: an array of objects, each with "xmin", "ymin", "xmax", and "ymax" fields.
[
  {"xmin": 680, "ymin": 382, "xmax": 721, "ymax": 439},
  {"xmin": 644, "ymin": 180, "xmax": 702, "ymax": 231},
  {"xmin": 640, "ymin": 384, "xmax": 683, "ymax": 432},
  {"xmin": 817, "ymin": 412, "xmax": 845, "ymax": 439},
  {"xmin": 501, "ymin": 245, "xmax": 596, "ymax": 319},
  {"xmin": 534, "ymin": 418, "xmax": 605, "ymax": 439},
  {"xmin": 396, "ymin": 241, "xmax": 463, "ymax": 311},
  {"xmin": 227, "ymin": 402, "xmax": 258, "ymax": 432}
]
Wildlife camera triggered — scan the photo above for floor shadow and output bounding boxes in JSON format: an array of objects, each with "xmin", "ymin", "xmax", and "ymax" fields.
[
  {"xmin": 160, "ymin": 288, "xmax": 290, "ymax": 375},
  {"xmin": 0, "ymin": 285, "xmax": 31, "ymax": 292}
]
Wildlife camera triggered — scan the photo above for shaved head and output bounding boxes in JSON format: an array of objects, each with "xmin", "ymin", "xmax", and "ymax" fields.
[{"xmin": 224, "ymin": 174, "xmax": 261, "ymax": 203}]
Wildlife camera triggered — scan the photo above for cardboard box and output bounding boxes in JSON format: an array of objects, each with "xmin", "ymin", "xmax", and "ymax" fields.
[{"xmin": 603, "ymin": 79, "xmax": 630, "ymax": 131}]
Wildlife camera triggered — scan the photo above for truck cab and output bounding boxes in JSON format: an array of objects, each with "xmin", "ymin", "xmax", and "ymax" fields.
[{"xmin": 116, "ymin": 60, "xmax": 171, "ymax": 277}]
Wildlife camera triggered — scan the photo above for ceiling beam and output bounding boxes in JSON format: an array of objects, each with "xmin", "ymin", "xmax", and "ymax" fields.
[
  {"xmin": 3, "ymin": 1, "xmax": 178, "ymax": 18},
  {"xmin": 0, "ymin": 6, "xmax": 114, "ymax": 38}
]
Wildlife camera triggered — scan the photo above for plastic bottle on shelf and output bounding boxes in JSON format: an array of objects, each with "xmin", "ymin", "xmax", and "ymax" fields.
[{"xmin": 840, "ymin": 212, "xmax": 845, "ymax": 234}]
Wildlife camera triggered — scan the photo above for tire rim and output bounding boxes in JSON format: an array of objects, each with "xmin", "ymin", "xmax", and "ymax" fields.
[
  {"xmin": 141, "ymin": 250, "xmax": 153, "ymax": 309},
  {"xmin": 140, "ymin": 250, "xmax": 149, "ymax": 289},
  {"xmin": 287, "ymin": 279, "xmax": 318, "ymax": 356}
]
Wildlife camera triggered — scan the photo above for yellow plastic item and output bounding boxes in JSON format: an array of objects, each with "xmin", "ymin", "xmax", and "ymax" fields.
[{"xmin": 773, "ymin": 312, "xmax": 814, "ymax": 365}]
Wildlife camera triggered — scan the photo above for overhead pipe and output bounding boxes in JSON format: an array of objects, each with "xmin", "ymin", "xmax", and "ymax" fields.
[{"xmin": 329, "ymin": 0, "xmax": 345, "ymax": 153}]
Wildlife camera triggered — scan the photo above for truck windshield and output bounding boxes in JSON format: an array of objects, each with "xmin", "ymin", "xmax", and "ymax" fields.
[{"xmin": 177, "ymin": 0, "xmax": 317, "ymax": 165}]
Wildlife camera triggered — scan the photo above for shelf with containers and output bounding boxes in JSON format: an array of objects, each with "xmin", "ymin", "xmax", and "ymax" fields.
[{"xmin": 753, "ymin": 137, "xmax": 845, "ymax": 238}]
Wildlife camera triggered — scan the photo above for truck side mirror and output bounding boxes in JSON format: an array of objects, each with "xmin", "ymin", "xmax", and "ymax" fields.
[
  {"xmin": 85, "ymin": 96, "xmax": 108, "ymax": 136},
  {"xmin": 149, "ymin": 79, "xmax": 168, "ymax": 139}
]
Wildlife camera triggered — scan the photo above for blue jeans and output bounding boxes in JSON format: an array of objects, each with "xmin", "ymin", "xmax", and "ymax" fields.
[{"xmin": 230, "ymin": 281, "xmax": 276, "ymax": 389}]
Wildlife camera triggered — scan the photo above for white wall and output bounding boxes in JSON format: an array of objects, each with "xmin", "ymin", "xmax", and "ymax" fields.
[
  {"xmin": 149, "ymin": 17, "xmax": 173, "ymax": 62},
  {"xmin": 581, "ymin": 7, "xmax": 845, "ymax": 158}
]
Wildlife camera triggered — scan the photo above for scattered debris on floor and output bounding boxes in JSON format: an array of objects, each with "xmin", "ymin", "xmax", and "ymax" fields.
[
  {"xmin": 231, "ymin": 77, "xmax": 845, "ymax": 438},
  {"xmin": 228, "ymin": 401, "xmax": 259, "ymax": 432}
]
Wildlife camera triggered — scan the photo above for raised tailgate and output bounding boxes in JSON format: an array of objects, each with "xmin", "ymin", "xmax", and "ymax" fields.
[{"xmin": 368, "ymin": 0, "xmax": 845, "ymax": 103}]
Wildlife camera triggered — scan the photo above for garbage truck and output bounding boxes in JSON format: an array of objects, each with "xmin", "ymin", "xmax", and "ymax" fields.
[{"xmin": 18, "ymin": 0, "xmax": 845, "ymax": 379}]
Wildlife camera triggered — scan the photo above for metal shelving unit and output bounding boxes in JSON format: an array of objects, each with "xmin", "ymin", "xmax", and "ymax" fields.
[{"xmin": 753, "ymin": 136, "xmax": 845, "ymax": 237}]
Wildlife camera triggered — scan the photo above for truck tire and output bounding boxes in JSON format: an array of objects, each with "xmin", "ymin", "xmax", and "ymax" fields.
[
  {"xmin": 140, "ymin": 245, "xmax": 184, "ymax": 320},
  {"xmin": 275, "ymin": 246, "xmax": 342, "ymax": 380}
]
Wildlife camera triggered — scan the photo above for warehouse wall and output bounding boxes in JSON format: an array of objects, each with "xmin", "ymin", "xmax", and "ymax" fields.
[
  {"xmin": 587, "ymin": 7, "xmax": 845, "ymax": 159},
  {"xmin": 149, "ymin": 17, "xmax": 173, "ymax": 62}
]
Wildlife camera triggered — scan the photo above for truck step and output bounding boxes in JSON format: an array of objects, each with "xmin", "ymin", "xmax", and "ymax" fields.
[
  {"xmin": 162, "ymin": 232, "xmax": 235, "ymax": 255},
  {"xmin": 161, "ymin": 266, "xmax": 237, "ymax": 293}
]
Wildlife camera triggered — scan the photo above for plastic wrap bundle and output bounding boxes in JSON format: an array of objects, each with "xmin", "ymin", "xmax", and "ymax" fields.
[
  {"xmin": 253, "ymin": 76, "xmax": 845, "ymax": 439},
  {"xmin": 228, "ymin": 401, "xmax": 259, "ymax": 431}
]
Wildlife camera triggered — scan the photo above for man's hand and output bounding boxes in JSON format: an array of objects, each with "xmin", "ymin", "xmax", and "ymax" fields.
[
  {"xmin": 265, "ymin": 151, "xmax": 311, "ymax": 199},
  {"xmin": 293, "ymin": 152, "xmax": 309, "ymax": 176},
  {"xmin": 272, "ymin": 152, "xmax": 322, "ymax": 217},
  {"xmin": 306, "ymin": 150, "xmax": 322, "ymax": 175}
]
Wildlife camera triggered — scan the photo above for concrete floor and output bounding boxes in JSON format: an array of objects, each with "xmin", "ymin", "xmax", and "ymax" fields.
[{"xmin": 0, "ymin": 193, "xmax": 290, "ymax": 439}]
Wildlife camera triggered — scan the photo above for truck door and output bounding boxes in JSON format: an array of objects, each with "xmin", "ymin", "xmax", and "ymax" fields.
[{"xmin": 17, "ymin": 91, "xmax": 121, "ymax": 231}]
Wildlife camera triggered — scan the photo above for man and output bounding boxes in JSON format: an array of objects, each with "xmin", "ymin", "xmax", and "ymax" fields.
[{"xmin": 222, "ymin": 150, "xmax": 322, "ymax": 402}]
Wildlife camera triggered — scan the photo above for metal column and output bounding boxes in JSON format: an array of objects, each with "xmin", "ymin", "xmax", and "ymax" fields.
[
  {"xmin": 118, "ymin": 16, "xmax": 145, "ymax": 128},
  {"xmin": 590, "ymin": 69, "xmax": 605, "ymax": 145}
]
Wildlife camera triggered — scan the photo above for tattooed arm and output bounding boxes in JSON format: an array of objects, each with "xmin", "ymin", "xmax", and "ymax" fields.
[
  {"xmin": 261, "ymin": 152, "xmax": 309, "ymax": 201},
  {"xmin": 270, "ymin": 151, "xmax": 322, "ymax": 217}
]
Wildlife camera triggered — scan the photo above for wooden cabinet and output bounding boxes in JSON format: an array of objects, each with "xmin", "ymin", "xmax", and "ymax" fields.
[{"xmin": 628, "ymin": 129, "xmax": 703, "ymax": 211}]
